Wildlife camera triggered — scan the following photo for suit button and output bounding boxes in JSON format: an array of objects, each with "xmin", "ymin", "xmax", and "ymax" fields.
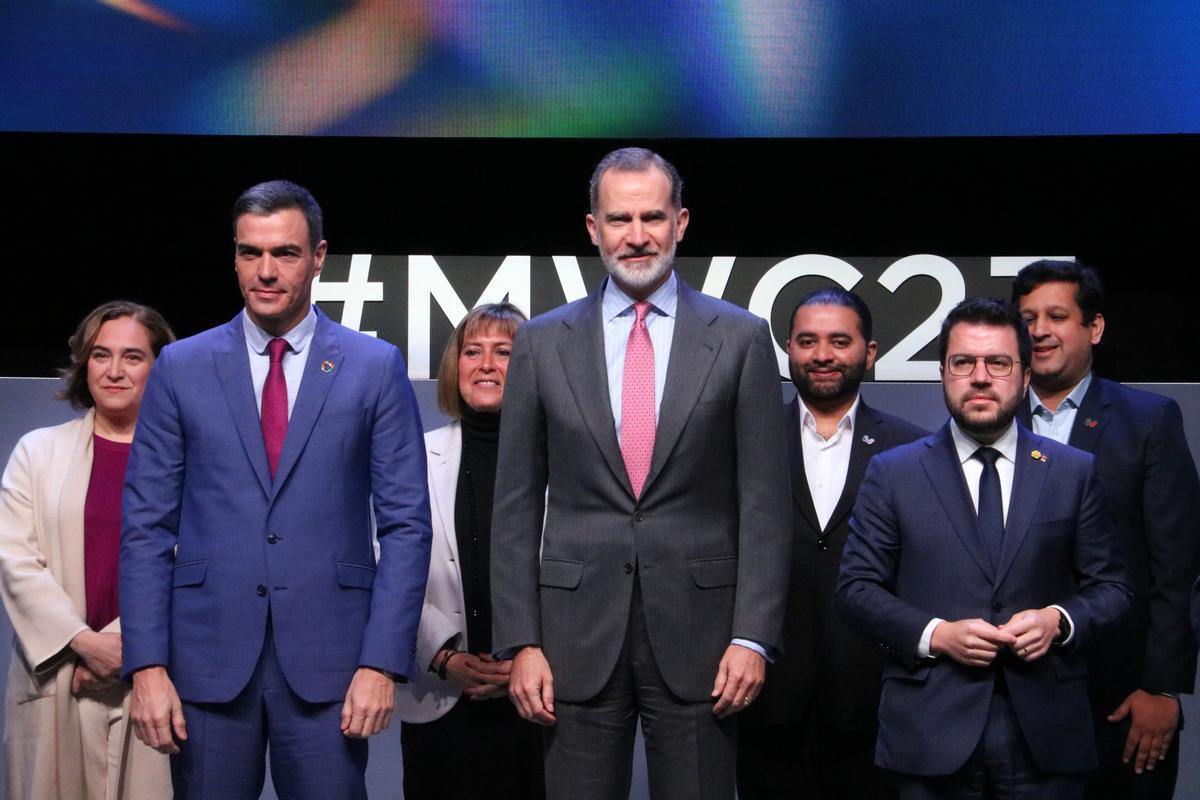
[
  {"xmin": 267, "ymin": 533, "xmax": 279, "ymax": 544},
  {"xmin": 256, "ymin": 585, "xmax": 268, "ymax": 597},
  {"xmin": 818, "ymin": 540, "xmax": 828, "ymax": 551},
  {"xmin": 634, "ymin": 512, "xmax": 645, "ymax": 522},
  {"xmin": 624, "ymin": 562, "xmax": 634, "ymax": 575}
]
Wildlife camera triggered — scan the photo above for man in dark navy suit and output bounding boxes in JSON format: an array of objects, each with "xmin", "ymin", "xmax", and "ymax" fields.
[
  {"xmin": 838, "ymin": 297, "xmax": 1131, "ymax": 799},
  {"xmin": 738, "ymin": 287, "xmax": 924, "ymax": 800},
  {"xmin": 1013, "ymin": 260, "xmax": 1200, "ymax": 800}
]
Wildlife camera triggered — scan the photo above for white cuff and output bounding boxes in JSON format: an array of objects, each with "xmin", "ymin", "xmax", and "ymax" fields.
[
  {"xmin": 918, "ymin": 618, "xmax": 944, "ymax": 659},
  {"xmin": 1049, "ymin": 605, "xmax": 1074, "ymax": 645}
]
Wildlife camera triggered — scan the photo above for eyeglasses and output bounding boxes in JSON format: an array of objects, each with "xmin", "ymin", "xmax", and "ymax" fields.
[{"xmin": 945, "ymin": 354, "xmax": 1015, "ymax": 377}]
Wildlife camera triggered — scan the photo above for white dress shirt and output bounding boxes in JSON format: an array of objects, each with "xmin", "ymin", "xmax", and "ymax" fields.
[
  {"xmin": 242, "ymin": 306, "xmax": 317, "ymax": 419},
  {"xmin": 798, "ymin": 395, "xmax": 859, "ymax": 531}
]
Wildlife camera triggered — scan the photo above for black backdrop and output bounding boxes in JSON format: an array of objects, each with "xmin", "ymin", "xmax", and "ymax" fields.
[{"xmin": 5, "ymin": 132, "xmax": 1197, "ymax": 380}]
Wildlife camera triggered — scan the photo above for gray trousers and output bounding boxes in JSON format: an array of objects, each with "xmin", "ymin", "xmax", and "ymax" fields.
[{"xmin": 544, "ymin": 580, "xmax": 737, "ymax": 800}]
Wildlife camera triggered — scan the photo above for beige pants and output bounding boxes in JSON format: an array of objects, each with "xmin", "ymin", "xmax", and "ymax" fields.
[{"xmin": 6, "ymin": 685, "xmax": 172, "ymax": 800}]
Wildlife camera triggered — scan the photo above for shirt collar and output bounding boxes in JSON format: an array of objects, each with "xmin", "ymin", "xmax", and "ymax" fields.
[
  {"xmin": 798, "ymin": 393, "xmax": 860, "ymax": 437},
  {"xmin": 1028, "ymin": 371, "xmax": 1092, "ymax": 416},
  {"xmin": 603, "ymin": 271, "xmax": 678, "ymax": 323},
  {"xmin": 950, "ymin": 418, "xmax": 1019, "ymax": 466},
  {"xmin": 242, "ymin": 306, "xmax": 318, "ymax": 356}
]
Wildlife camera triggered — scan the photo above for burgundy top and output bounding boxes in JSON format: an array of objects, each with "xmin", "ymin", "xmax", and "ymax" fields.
[{"xmin": 83, "ymin": 434, "xmax": 130, "ymax": 632}]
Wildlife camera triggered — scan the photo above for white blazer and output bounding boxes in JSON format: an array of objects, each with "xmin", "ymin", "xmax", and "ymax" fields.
[
  {"xmin": 0, "ymin": 412, "xmax": 170, "ymax": 798},
  {"xmin": 395, "ymin": 423, "xmax": 468, "ymax": 723}
]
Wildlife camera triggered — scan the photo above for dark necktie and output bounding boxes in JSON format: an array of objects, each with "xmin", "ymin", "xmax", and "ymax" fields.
[
  {"xmin": 262, "ymin": 337, "xmax": 290, "ymax": 479},
  {"xmin": 974, "ymin": 446, "xmax": 1004, "ymax": 567},
  {"xmin": 621, "ymin": 301, "xmax": 655, "ymax": 499}
]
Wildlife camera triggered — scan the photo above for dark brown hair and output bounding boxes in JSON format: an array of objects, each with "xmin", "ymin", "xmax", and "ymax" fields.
[{"xmin": 57, "ymin": 301, "xmax": 176, "ymax": 410}]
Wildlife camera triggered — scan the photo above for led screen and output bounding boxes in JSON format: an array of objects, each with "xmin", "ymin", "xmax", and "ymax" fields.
[{"xmin": 4, "ymin": 2, "xmax": 1199, "ymax": 136}]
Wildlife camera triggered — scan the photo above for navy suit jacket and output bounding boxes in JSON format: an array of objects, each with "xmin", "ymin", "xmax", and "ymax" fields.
[
  {"xmin": 744, "ymin": 396, "xmax": 925, "ymax": 732},
  {"xmin": 836, "ymin": 422, "xmax": 1131, "ymax": 776},
  {"xmin": 1019, "ymin": 377, "xmax": 1200, "ymax": 718},
  {"xmin": 120, "ymin": 309, "xmax": 432, "ymax": 704}
]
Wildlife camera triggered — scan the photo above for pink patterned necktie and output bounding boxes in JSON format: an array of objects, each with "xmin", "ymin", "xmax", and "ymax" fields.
[
  {"xmin": 262, "ymin": 337, "xmax": 290, "ymax": 479},
  {"xmin": 621, "ymin": 301, "xmax": 656, "ymax": 499}
]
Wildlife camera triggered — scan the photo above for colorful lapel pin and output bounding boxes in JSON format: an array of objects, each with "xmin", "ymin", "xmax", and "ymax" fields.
[
  {"xmin": 1030, "ymin": 449, "xmax": 1048, "ymax": 463},
  {"xmin": 1084, "ymin": 418, "xmax": 1099, "ymax": 428},
  {"xmin": 321, "ymin": 360, "xmax": 336, "ymax": 374},
  {"xmin": 862, "ymin": 435, "xmax": 875, "ymax": 445}
]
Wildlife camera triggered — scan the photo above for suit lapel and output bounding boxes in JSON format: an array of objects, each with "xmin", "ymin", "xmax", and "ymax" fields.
[
  {"xmin": 1066, "ymin": 377, "xmax": 1110, "ymax": 454},
  {"xmin": 57, "ymin": 412, "xmax": 95, "ymax": 614},
  {"xmin": 1016, "ymin": 393, "xmax": 1034, "ymax": 430},
  {"xmin": 427, "ymin": 425, "xmax": 462, "ymax": 567},
  {"xmin": 785, "ymin": 396, "xmax": 821, "ymax": 534},
  {"xmin": 271, "ymin": 311, "xmax": 342, "ymax": 497},
  {"xmin": 994, "ymin": 426, "xmax": 1050, "ymax": 587},
  {"xmin": 213, "ymin": 314, "xmax": 272, "ymax": 498},
  {"xmin": 556, "ymin": 284, "xmax": 631, "ymax": 495},
  {"xmin": 824, "ymin": 399, "xmax": 884, "ymax": 533},
  {"xmin": 919, "ymin": 423, "xmax": 995, "ymax": 582},
  {"xmin": 642, "ymin": 281, "xmax": 722, "ymax": 497}
]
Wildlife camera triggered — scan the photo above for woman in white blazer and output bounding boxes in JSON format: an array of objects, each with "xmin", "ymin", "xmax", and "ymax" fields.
[
  {"xmin": 0, "ymin": 302, "xmax": 174, "ymax": 800},
  {"xmin": 396, "ymin": 302, "xmax": 544, "ymax": 798}
]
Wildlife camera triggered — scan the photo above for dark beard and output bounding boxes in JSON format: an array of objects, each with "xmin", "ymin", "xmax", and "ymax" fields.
[
  {"xmin": 791, "ymin": 359, "xmax": 865, "ymax": 407},
  {"xmin": 946, "ymin": 389, "xmax": 1021, "ymax": 441}
]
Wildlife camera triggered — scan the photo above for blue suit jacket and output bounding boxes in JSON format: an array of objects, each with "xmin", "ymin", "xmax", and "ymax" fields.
[
  {"xmin": 120, "ymin": 309, "xmax": 432, "ymax": 704},
  {"xmin": 1019, "ymin": 377, "xmax": 1200, "ymax": 719},
  {"xmin": 836, "ymin": 422, "xmax": 1131, "ymax": 776}
]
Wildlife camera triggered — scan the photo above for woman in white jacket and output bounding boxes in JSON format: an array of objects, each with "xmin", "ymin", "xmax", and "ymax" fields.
[
  {"xmin": 396, "ymin": 302, "xmax": 544, "ymax": 799},
  {"xmin": 0, "ymin": 301, "xmax": 174, "ymax": 799}
]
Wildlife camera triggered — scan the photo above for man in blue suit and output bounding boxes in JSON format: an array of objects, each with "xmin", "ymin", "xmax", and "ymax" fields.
[
  {"xmin": 837, "ymin": 297, "xmax": 1131, "ymax": 799},
  {"xmin": 120, "ymin": 180, "xmax": 432, "ymax": 798},
  {"xmin": 1013, "ymin": 260, "xmax": 1200, "ymax": 800}
]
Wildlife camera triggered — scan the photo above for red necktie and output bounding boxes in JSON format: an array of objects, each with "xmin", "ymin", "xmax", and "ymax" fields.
[
  {"xmin": 262, "ymin": 337, "xmax": 289, "ymax": 479},
  {"xmin": 621, "ymin": 301, "xmax": 655, "ymax": 499}
]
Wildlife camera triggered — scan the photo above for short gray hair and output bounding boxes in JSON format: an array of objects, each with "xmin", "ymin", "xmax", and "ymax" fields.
[{"xmin": 589, "ymin": 147, "xmax": 683, "ymax": 213}]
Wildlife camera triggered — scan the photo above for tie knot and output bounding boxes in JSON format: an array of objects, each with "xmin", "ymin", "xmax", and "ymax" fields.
[
  {"xmin": 633, "ymin": 301, "xmax": 652, "ymax": 323},
  {"xmin": 974, "ymin": 446, "xmax": 1001, "ymax": 467},
  {"xmin": 268, "ymin": 338, "xmax": 289, "ymax": 364}
]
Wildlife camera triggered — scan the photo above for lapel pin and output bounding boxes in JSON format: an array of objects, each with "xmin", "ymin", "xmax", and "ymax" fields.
[
  {"xmin": 1084, "ymin": 418, "xmax": 1099, "ymax": 428},
  {"xmin": 1031, "ymin": 449, "xmax": 1048, "ymax": 463},
  {"xmin": 862, "ymin": 435, "xmax": 875, "ymax": 445},
  {"xmin": 321, "ymin": 359, "xmax": 336, "ymax": 374}
]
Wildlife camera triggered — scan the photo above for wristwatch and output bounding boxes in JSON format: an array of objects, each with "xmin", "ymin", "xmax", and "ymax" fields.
[
  {"xmin": 1054, "ymin": 609, "xmax": 1071, "ymax": 644},
  {"xmin": 362, "ymin": 665, "xmax": 400, "ymax": 681}
]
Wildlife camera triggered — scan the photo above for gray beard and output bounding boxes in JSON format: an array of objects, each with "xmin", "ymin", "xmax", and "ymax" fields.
[{"xmin": 602, "ymin": 245, "xmax": 675, "ymax": 294}]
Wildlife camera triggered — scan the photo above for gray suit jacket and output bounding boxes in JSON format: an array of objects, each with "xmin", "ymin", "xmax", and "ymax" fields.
[{"xmin": 492, "ymin": 276, "xmax": 792, "ymax": 703}]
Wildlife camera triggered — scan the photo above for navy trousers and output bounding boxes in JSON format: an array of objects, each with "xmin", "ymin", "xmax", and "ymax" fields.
[{"xmin": 171, "ymin": 627, "xmax": 368, "ymax": 800}]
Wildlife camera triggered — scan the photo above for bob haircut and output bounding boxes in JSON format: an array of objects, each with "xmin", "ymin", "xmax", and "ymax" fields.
[
  {"xmin": 57, "ymin": 300, "xmax": 176, "ymax": 411},
  {"xmin": 436, "ymin": 302, "xmax": 527, "ymax": 419}
]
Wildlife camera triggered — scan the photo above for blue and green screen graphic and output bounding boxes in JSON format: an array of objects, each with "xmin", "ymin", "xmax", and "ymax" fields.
[{"xmin": 4, "ymin": 2, "xmax": 1199, "ymax": 137}]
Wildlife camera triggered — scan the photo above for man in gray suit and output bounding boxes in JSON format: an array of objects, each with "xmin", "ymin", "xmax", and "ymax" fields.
[{"xmin": 492, "ymin": 147, "xmax": 792, "ymax": 799}]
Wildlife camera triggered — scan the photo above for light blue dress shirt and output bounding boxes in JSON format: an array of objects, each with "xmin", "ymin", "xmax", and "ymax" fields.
[
  {"xmin": 242, "ymin": 306, "xmax": 317, "ymax": 419},
  {"xmin": 603, "ymin": 273, "xmax": 676, "ymax": 440},
  {"xmin": 1028, "ymin": 372, "xmax": 1093, "ymax": 445}
]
